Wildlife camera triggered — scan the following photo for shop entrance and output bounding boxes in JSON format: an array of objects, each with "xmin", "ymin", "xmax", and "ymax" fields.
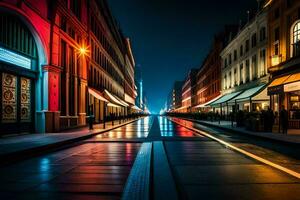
[
  {"xmin": 0, "ymin": 13, "xmax": 39, "ymax": 135},
  {"xmin": 0, "ymin": 72, "xmax": 34, "ymax": 134}
]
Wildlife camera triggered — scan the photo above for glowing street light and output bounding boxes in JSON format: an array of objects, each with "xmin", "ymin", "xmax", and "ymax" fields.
[
  {"xmin": 77, "ymin": 43, "xmax": 89, "ymax": 58},
  {"xmin": 79, "ymin": 46, "xmax": 87, "ymax": 55}
]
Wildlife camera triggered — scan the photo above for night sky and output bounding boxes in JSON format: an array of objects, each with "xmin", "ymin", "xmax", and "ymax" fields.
[{"xmin": 108, "ymin": 0, "xmax": 257, "ymax": 114}]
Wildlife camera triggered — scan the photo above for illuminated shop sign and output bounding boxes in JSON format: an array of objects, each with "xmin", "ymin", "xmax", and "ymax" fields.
[{"xmin": 0, "ymin": 47, "xmax": 31, "ymax": 69}]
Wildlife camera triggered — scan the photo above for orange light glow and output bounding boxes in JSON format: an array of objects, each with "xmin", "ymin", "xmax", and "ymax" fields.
[{"xmin": 77, "ymin": 44, "xmax": 89, "ymax": 57}]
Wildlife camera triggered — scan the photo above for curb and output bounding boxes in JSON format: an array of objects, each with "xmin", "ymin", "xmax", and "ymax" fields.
[{"xmin": 0, "ymin": 118, "xmax": 141, "ymax": 165}]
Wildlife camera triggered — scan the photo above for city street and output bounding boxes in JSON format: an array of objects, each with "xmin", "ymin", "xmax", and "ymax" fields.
[
  {"xmin": 1, "ymin": 0, "xmax": 300, "ymax": 199},
  {"xmin": 1, "ymin": 116, "xmax": 300, "ymax": 199}
]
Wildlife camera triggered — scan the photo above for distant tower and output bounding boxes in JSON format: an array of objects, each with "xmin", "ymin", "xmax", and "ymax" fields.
[{"xmin": 135, "ymin": 65, "xmax": 143, "ymax": 108}]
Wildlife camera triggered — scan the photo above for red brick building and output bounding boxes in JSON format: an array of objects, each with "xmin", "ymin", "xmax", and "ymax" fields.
[{"xmin": 193, "ymin": 28, "xmax": 238, "ymax": 112}]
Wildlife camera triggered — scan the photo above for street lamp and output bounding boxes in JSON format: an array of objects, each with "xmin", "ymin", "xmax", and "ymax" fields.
[
  {"xmin": 77, "ymin": 43, "xmax": 89, "ymax": 58},
  {"xmin": 79, "ymin": 46, "xmax": 87, "ymax": 56}
]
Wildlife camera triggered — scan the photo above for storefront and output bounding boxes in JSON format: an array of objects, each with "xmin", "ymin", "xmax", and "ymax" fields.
[
  {"xmin": 227, "ymin": 84, "xmax": 269, "ymax": 112},
  {"xmin": 88, "ymin": 88, "xmax": 129, "ymax": 123},
  {"xmin": 209, "ymin": 84, "xmax": 269, "ymax": 119},
  {"xmin": 209, "ymin": 91, "xmax": 242, "ymax": 118},
  {"xmin": 268, "ymin": 73, "xmax": 300, "ymax": 129},
  {"xmin": 193, "ymin": 95, "xmax": 222, "ymax": 113},
  {"xmin": 88, "ymin": 88, "xmax": 108, "ymax": 123},
  {"xmin": 0, "ymin": 14, "xmax": 40, "ymax": 134}
]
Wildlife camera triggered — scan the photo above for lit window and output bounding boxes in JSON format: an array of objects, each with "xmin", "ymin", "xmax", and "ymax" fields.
[
  {"xmin": 293, "ymin": 22, "xmax": 300, "ymax": 44},
  {"xmin": 292, "ymin": 21, "xmax": 300, "ymax": 57}
]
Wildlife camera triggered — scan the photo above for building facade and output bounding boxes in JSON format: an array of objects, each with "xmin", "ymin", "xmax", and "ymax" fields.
[
  {"xmin": 193, "ymin": 29, "xmax": 237, "ymax": 112},
  {"xmin": 215, "ymin": 8, "xmax": 270, "ymax": 117},
  {"xmin": 167, "ymin": 81, "xmax": 184, "ymax": 112},
  {"xmin": 0, "ymin": 0, "xmax": 137, "ymax": 135},
  {"xmin": 0, "ymin": 0, "xmax": 90, "ymax": 134},
  {"xmin": 267, "ymin": 0, "xmax": 300, "ymax": 130},
  {"xmin": 178, "ymin": 69, "xmax": 198, "ymax": 113},
  {"xmin": 88, "ymin": 0, "xmax": 138, "ymax": 123}
]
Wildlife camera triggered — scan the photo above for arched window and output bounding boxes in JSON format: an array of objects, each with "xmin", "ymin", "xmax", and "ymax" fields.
[
  {"xmin": 292, "ymin": 21, "xmax": 300, "ymax": 57},
  {"xmin": 293, "ymin": 22, "xmax": 300, "ymax": 44}
]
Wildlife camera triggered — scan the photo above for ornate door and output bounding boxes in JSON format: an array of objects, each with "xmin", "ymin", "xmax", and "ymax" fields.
[
  {"xmin": 1, "ymin": 73, "xmax": 34, "ymax": 134},
  {"xmin": 2, "ymin": 73, "xmax": 17, "ymax": 123}
]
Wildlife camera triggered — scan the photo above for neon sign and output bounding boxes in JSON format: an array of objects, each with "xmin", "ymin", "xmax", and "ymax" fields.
[{"xmin": 0, "ymin": 47, "xmax": 31, "ymax": 69}]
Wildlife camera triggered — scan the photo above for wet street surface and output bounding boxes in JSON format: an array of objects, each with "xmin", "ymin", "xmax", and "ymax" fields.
[{"xmin": 1, "ymin": 116, "xmax": 300, "ymax": 199}]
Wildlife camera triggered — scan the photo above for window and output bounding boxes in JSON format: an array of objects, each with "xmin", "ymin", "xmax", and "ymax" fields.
[
  {"xmin": 260, "ymin": 49, "xmax": 266, "ymax": 76},
  {"xmin": 234, "ymin": 50, "xmax": 237, "ymax": 61},
  {"xmin": 292, "ymin": 21, "xmax": 300, "ymax": 57},
  {"xmin": 240, "ymin": 45, "xmax": 244, "ymax": 56},
  {"xmin": 251, "ymin": 33, "xmax": 257, "ymax": 48},
  {"xmin": 234, "ymin": 68, "xmax": 237, "ymax": 85},
  {"xmin": 70, "ymin": 0, "xmax": 81, "ymax": 20},
  {"xmin": 229, "ymin": 72, "xmax": 232, "ymax": 88},
  {"xmin": 60, "ymin": 40, "xmax": 67, "ymax": 115},
  {"xmin": 246, "ymin": 40, "xmax": 250, "ymax": 52},
  {"xmin": 69, "ymin": 46, "xmax": 75, "ymax": 116},
  {"xmin": 245, "ymin": 60, "xmax": 250, "ymax": 82},
  {"xmin": 260, "ymin": 27, "xmax": 266, "ymax": 41},
  {"xmin": 229, "ymin": 54, "xmax": 232, "ymax": 65},
  {"xmin": 60, "ymin": 16, "xmax": 67, "ymax": 32},
  {"xmin": 240, "ymin": 63, "xmax": 244, "ymax": 84},
  {"xmin": 224, "ymin": 58, "xmax": 228, "ymax": 68},
  {"xmin": 68, "ymin": 26, "xmax": 75, "ymax": 39},
  {"xmin": 252, "ymin": 55, "xmax": 257, "ymax": 79}
]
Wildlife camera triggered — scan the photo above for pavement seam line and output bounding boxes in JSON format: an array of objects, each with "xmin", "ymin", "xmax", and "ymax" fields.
[
  {"xmin": 169, "ymin": 117, "xmax": 300, "ymax": 180},
  {"xmin": 122, "ymin": 142, "xmax": 152, "ymax": 200},
  {"xmin": 153, "ymin": 141, "xmax": 179, "ymax": 200}
]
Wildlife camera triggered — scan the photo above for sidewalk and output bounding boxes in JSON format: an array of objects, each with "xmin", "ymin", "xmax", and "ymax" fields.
[
  {"xmin": 180, "ymin": 118, "xmax": 300, "ymax": 145},
  {"xmin": 0, "ymin": 118, "xmax": 140, "ymax": 164}
]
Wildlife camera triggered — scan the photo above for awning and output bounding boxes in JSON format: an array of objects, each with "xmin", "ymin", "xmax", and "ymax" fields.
[
  {"xmin": 104, "ymin": 90, "xmax": 127, "ymax": 107},
  {"xmin": 88, "ymin": 88, "xmax": 109, "ymax": 102},
  {"xmin": 268, "ymin": 72, "xmax": 300, "ymax": 94},
  {"xmin": 269, "ymin": 72, "xmax": 300, "ymax": 87},
  {"xmin": 131, "ymin": 105, "xmax": 143, "ymax": 111},
  {"xmin": 268, "ymin": 75, "xmax": 290, "ymax": 88},
  {"xmin": 209, "ymin": 91, "xmax": 242, "ymax": 106},
  {"xmin": 115, "ymin": 95, "xmax": 130, "ymax": 107},
  {"xmin": 193, "ymin": 95, "xmax": 222, "ymax": 108},
  {"xmin": 228, "ymin": 84, "xmax": 266, "ymax": 104},
  {"xmin": 284, "ymin": 72, "xmax": 300, "ymax": 85},
  {"xmin": 107, "ymin": 103, "xmax": 121, "ymax": 108}
]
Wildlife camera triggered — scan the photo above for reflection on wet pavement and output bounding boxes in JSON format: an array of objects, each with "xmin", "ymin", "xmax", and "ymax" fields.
[
  {"xmin": 0, "ymin": 142, "xmax": 141, "ymax": 199},
  {"xmin": 93, "ymin": 117, "xmax": 153, "ymax": 140},
  {"xmin": 159, "ymin": 117, "xmax": 200, "ymax": 137}
]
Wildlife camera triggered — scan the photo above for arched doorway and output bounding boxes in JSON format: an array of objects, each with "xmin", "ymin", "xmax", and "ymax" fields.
[{"xmin": 0, "ymin": 13, "xmax": 40, "ymax": 135}]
